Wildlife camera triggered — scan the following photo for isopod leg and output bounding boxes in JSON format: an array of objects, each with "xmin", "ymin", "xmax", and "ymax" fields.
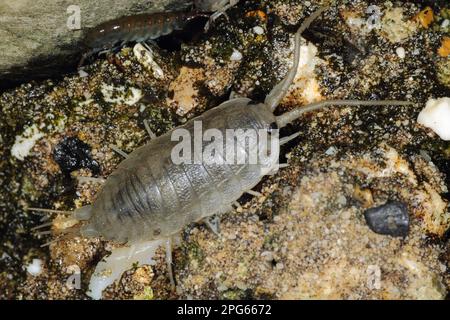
[
  {"xmin": 26, "ymin": 207, "xmax": 71, "ymax": 215},
  {"xmin": 245, "ymin": 190, "xmax": 263, "ymax": 197},
  {"xmin": 142, "ymin": 41, "xmax": 157, "ymax": 51},
  {"xmin": 233, "ymin": 201, "xmax": 242, "ymax": 210},
  {"xmin": 143, "ymin": 119, "xmax": 157, "ymax": 139},
  {"xmin": 279, "ymin": 131, "xmax": 302, "ymax": 145},
  {"xmin": 31, "ymin": 221, "xmax": 53, "ymax": 231},
  {"xmin": 98, "ymin": 48, "xmax": 113, "ymax": 56},
  {"xmin": 77, "ymin": 176, "xmax": 106, "ymax": 184},
  {"xmin": 127, "ymin": 244, "xmax": 137, "ymax": 260},
  {"xmin": 78, "ymin": 51, "xmax": 92, "ymax": 69},
  {"xmin": 203, "ymin": 215, "xmax": 221, "ymax": 237},
  {"xmin": 229, "ymin": 90, "xmax": 239, "ymax": 100},
  {"xmin": 165, "ymin": 238, "xmax": 176, "ymax": 289},
  {"xmin": 110, "ymin": 144, "xmax": 128, "ymax": 158},
  {"xmin": 204, "ymin": 0, "xmax": 239, "ymax": 31}
]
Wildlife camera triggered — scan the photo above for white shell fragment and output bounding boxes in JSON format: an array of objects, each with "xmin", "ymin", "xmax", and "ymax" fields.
[
  {"xmin": 26, "ymin": 259, "xmax": 43, "ymax": 276},
  {"xmin": 253, "ymin": 26, "xmax": 264, "ymax": 35},
  {"xmin": 288, "ymin": 42, "xmax": 323, "ymax": 104},
  {"xmin": 87, "ymin": 239, "xmax": 165, "ymax": 300},
  {"xmin": 11, "ymin": 124, "xmax": 45, "ymax": 161},
  {"xmin": 78, "ymin": 69, "xmax": 89, "ymax": 78},
  {"xmin": 230, "ymin": 48, "xmax": 243, "ymax": 61},
  {"xmin": 101, "ymin": 84, "xmax": 143, "ymax": 106},
  {"xmin": 396, "ymin": 47, "xmax": 406, "ymax": 59},
  {"xmin": 417, "ymin": 97, "xmax": 450, "ymax": 140},
  {"xmin": 133, "ymin": 43, "xmax": 164, "ymax": 79}
]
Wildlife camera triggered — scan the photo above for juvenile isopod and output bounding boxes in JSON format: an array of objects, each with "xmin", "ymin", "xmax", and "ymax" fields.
[
  {"xmin": 29, "ymin": 5, "xmax": 412, "ymax": 294},
  {"xmin": 78, "ymin": 11, "xmax": 210, "ymax": 67},
  {"xmin": 194, "ymin": 0, "xmax": 240, "ymax": 30}
]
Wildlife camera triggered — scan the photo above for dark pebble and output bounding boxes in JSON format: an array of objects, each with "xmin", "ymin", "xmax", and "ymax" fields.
[
  {"xmin": 53, "ymin": 136, "xmax": 100, "ymax": 177},
  {"xmin": 363, "ymin": 201, "xmax": 410, "ymax": 237}
]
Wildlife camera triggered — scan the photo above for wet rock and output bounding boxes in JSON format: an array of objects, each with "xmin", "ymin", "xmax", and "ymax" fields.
[
  {"xmin": 2, "ymin": 0, "xmax": 450, "ymax": 300},
  {"xmin": 0, "ymin": 0, "xmax": 192, "ymax": 91},
  {"xmin": 364, "ymin": 201, "xmax": 410, "ymax": 237}
]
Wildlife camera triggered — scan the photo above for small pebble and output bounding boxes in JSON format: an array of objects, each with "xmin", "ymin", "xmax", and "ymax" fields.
[
  {"xmin": 337, "ymin": 195, "xmax": 347, "ymax": 206},
  {"xmin": 325, "ymin": 146, "xmax": 337, "ymax": 155},
  {"xmin": 78, "ymin": 69, "xmax": 89, "ymax": 78},
  {"xmin": 417, "ymin": 97, "xmax": 450, "ymax": 140},
  {"xmin": 217, "ymin": 284, "xmax": 228, "ymax": 292},
  {"xmin": 236, "ymin": 281, "xmax": 247, "ymax": 290},
  {"xmin": 26, "ymin": 259, "xmax": 43, "ymax": 276},
  {"xmin": 253, "ymin": 26, "xmax": 264, "ymax": 35},
  {"xmin": 363, "ymin": 201, "xmax": 410, "ymax": 237},
  {"xmin": 396, "ymin": 47, "xmax": 406, "ymax": 59},
  {"xmin": 261, "ymin": 251, "xmax": 274, "ymax": 262},
  {"xmin": 230, "ymin": 49, "xmax": 243, "ymax": 61}
]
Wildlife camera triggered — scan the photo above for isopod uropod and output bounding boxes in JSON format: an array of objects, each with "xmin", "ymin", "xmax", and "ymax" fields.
[{"xmin": 30, "ymin": 5, "xmax": 411, "ymax": 289}]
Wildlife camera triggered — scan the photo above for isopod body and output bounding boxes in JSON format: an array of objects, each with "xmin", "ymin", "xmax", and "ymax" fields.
[
  {"xmin": 82, "ymin": 98, "xmax": 278, "ymax": 244},
  {"xmin": 42, "ymin": 3, "xmax": 412, "ymax": 248},
  {"xmin": 79, "ymin": 11, "xmax": 208, "ymax": 67},
  {"xmin": 31, "ymin": 5, "xmax": 413, "ymax": 295},
  {"xmin": 85, "ymin": 12, "xmax": 207, "ymax": 52}
]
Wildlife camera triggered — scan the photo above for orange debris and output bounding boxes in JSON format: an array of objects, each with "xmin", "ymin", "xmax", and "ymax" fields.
[
  {"xmin": 438, "ymin": 36, "xmax": 450, "ymax": 57},
  {"xmin": 415, "ymin": 7, "xmax": 434, "ymax": 28},
  {"xmin": 245, "ymin": 10, "xmax": 267, "ymax": 21}
]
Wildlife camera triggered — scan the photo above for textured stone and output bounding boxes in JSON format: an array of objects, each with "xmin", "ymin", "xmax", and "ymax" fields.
[
  {"xmin": 364, "ymin": 201, "xmax": 410, "ymax": 237},
  {"xmin": 0, "ymin": 0, "xmax": 191, "ymax": 90}
]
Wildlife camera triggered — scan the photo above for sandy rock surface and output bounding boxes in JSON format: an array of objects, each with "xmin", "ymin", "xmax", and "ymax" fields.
[{"xmin": 0, "ymin": 0, "xmax": 449, "ymax": 300}]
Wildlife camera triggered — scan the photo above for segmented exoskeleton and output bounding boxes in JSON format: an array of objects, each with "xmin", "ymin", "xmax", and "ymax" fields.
[{"xmin": 78, "ymin": 11, "xmax": 209, "ymax": 67}]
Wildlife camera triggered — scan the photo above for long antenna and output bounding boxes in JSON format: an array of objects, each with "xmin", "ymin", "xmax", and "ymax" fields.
[
  {"xmin": 276, "ymin": 100, "xmax": 414, "ymax": 128},
  {"xmin": 26, "ymin": 207, "xmax": 72, "ymax": 215},
  {"xmin": 264, "ymin": 5, "xmax": 329, "ymax": 111}
]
